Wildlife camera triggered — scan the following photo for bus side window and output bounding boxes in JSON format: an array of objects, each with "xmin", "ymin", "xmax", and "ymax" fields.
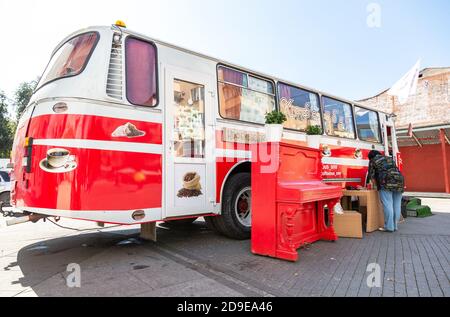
[
  {"xmin": 217, "ymin": 66, "xmax": 275, "ymax": 125},
  {"xmin": 278, "ymin": 83, "xmax": 322, "ymax": 132},
  {"xmin": 125, "ymin": 37, "xmax": 158, "ymax": 107},
  {"xmin": 322, "ymin": 97, "xmax": 356, "ymax": 139},
  {"xmin": 355, "ymin": 107, "xmax": 382, "ymax": 143}
]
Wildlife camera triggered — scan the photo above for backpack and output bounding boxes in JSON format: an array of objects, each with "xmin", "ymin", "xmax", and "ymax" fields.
[{"xmin": 372, "ymin": 156, "xmax": 405, "ymax": 192}]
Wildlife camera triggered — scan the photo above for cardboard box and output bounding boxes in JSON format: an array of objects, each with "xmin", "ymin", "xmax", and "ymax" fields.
[
  {"xmin": 334, "ymin": 211, "xmax": 363, "ymax": 239},
  {"xmin": 342, "ymin": 190, "xmax": 385, "ymax": 233}
]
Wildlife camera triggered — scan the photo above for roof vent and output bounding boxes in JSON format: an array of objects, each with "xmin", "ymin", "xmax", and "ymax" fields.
[{"xmin": 106, "ymin": 33, "xmax": 123, "ymax": 100}]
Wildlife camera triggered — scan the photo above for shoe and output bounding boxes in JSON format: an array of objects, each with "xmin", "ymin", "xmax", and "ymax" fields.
[{"xmin": 379, "ymin": 227, "xmax": 394, "ymax": 233}]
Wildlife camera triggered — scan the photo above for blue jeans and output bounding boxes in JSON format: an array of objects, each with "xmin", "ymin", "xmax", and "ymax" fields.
[{"xmin": 379, "ymin": 190, "xmax": 403, "ymax": 232}]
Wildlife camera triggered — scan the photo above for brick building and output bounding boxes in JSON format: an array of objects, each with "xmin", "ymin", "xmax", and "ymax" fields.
[{"xmin": 359, "ymin": 67, "xmax": 450, "ymax": 194}]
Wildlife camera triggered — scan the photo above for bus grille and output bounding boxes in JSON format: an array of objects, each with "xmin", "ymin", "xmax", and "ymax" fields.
[{"xmin": 106, "ymin": 33, "xmax": 123, "ymax": 100}]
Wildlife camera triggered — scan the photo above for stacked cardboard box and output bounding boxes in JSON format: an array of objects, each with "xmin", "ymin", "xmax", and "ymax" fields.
[{"xmin": 334, "ymin": 211, "xmax": 363, "ymax": 239}]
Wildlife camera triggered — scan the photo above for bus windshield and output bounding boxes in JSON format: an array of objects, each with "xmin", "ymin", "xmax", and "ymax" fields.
[{"xmin": 37, "ymin": 32, "xmax": 99, "ymax": 89}]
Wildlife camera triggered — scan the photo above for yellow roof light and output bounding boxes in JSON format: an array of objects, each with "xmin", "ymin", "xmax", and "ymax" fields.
[{"xmin": 115, "ymin": 20, "xmax": 127, "ymax": 28}]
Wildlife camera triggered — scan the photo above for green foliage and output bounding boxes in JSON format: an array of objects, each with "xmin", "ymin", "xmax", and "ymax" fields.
[
  {"xmin": 0, "ymin": 78, "xmax": 38, "ymax": 158},
  {"xmin": 265, "ymin": 111, "xmax": 287, "ymax": 125},
  {"xmin": 0, "ymin": 92, "xmax": 14, "ymax": 158},
  {"xmin": 306, "ymin": 125, "xmax": 323, "ymax": 135},
  {"xmin": 14, "ymin": 80, "xmax": 37, "ymax": 121}
]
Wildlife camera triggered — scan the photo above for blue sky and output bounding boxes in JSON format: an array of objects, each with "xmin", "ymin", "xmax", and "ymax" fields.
[{"xmin": 0, "ymin": 0, "xmax": 448, "ymax": 107}]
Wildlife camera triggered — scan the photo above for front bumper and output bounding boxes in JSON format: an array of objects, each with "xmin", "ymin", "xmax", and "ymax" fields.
[{"xmin": 0, "ymin": 201, "xmax": 15, "ymax": 217}]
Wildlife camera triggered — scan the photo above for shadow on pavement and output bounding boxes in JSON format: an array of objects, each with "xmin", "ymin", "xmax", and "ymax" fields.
[
  {"xmin": 10, "ymin": 221, "xmax": 228, "ymax": 296},
  {"xmin": 12, "ymin": 228, "xmax": 137, "ymax": 295}
]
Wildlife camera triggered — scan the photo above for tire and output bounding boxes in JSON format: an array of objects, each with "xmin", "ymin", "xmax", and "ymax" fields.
[
  {"xmin": 214, "ymin": 173, "xmax": 251, "ymax": 240},
  {"xmin": 164, "ymin": 218, "xmax": 197, "ymax": 227},
  {"xmin": 204, "ymin": 216, "xmax": 222, "ymax": 233},
  {"xmin": 0, "ymin": 192, "xmax": 10, "ymax": 206}
]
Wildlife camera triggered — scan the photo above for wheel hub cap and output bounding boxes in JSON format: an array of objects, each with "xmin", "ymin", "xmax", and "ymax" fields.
[{"xmin": 235, "ymin": 187, "xmax": 251, "ymax": 227}]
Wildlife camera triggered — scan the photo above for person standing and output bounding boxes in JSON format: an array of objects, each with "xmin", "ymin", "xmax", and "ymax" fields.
[{"xmin": 367, "ymin": 150, "xmax": 405, "ymax": 232}]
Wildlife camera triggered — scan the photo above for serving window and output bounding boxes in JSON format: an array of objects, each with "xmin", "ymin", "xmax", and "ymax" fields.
[
  {"xmin": 322, "ymin": 96, "xmax": 356, "ymax": 139},
  {"xmin": 218, "ymin": 66, "xmax": 275, "ymax": 125}
]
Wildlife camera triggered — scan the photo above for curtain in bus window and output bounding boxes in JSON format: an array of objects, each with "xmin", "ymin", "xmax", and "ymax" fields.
[
  {"xmin": 218, "ymin": 83, "xmax": 275, "ymax": 124},
  {"xmin": 278, "ymin": 83, "xmax": 321, "ymax": 132},
  {"xmin": 37, "ymin": 32, "xmax": 98, "ymax": 89},
  {"xmin": 279, "ymin": 84, "xmax": 292, "ymax": 99},
  {"xmin": 59, "ymin": 34, "xmax": 98, "ymax": 77},
  {"xmin": 126, "ymin": 38, "xmax": 157, "ymax": 107},
  {"xmin": 219, "ymin": 83, "xmax": 242, "ymax": 120},
  {"xmin": 323, "ymin": 97, "xmax": 355, "ymax": 139},
  {"xmin": 240, "ymin": 89, "xmax": 274, "ymax": 124},
  {"xmin": 248, "ymin": 76, "xmax": 274, "ymax": 94},
  {"xmin": 368, "ymin": 113, "xmax": 380, "ymax": 140},
  {"xmin": 218, "ymin": 67, "xmax": 246, "ymax": 86},
  {"xmin": 218, "ymin": 66, "xmax": 275, "ymax": 124}
]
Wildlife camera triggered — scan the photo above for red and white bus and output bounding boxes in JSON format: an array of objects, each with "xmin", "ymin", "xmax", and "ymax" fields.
[{"xmin": 7, "ymin": 22, "xmax": 400, "ymax": 239}]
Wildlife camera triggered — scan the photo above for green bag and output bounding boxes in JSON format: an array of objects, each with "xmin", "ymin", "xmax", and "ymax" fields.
[{"xmin": 406, "ymin": 205, "xmax": 433, "ymax": 218}]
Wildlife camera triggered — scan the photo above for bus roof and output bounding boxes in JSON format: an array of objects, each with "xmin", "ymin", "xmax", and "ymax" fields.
[{"xmin": 55, "ymin": 25, "xmax": 390, "ymax": 116}]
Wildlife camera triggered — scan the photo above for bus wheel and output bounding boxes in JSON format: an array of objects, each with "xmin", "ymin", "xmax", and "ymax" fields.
[
  {"xmin": 204, "ymin": 215, "xmax": 223, "ymax": 233},
  {"xmin": 214, "ymin": 173, "xmax": 251, "ymax": 240},
  {"xmin": 164, "ymin": 218, "xmax": 197, "ymax": 227}
]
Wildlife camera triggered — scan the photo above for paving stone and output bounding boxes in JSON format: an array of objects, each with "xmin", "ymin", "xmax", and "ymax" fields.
[
  {"xmin": 133, "ymin": 278, "xmax": 243, "ymax": 297},
  {"xmin": 1, "ymin": 213, "xmax": 449, "ymax": 297}
]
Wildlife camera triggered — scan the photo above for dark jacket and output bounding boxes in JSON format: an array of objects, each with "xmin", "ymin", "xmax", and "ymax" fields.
[{"xmin": 367, "ymin": 155, "xmax": 405, "ymax": 192}]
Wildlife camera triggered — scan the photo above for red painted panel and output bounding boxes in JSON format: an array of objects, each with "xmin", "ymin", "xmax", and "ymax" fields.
[
  {"xmin": 28, "ymin": 114, "xmax": 162, "ymax": 145},
  {"xmin": 10, "ymin": 119, "xmax": 31, "ymax": 205},
  {"xmin": 14, "ymin": 145, "xmax": 162, "ymax": 211},
  {"xmin": 400, "ymin": 144, "xmax": 450, "ymax": 193},
  {"xmin": 216, "ymin": 159, "xmax": 244, "ymax": 203}
]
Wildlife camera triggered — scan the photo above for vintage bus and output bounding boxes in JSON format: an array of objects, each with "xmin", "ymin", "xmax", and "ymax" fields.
[{"xmin": 6, "ymin": 22, "xmax": 400, "ymax": 240}]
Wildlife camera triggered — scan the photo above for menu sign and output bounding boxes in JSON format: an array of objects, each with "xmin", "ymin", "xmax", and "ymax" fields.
[{"xmin": 222, "ymin": 128, "xmax": 266, "ymax": 144}]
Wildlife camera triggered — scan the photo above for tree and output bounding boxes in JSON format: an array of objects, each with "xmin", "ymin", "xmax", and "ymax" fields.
[
  {"xmin": 0, "ymin": 91, "xmax": 14, "ymax": 158},
  {"xmin": 14, "ymin": 79, "xmax": 38, "ymax": 121},
  {"xmin": 0, "ymin": 79, "xmax": 38, "ymax": 158}
]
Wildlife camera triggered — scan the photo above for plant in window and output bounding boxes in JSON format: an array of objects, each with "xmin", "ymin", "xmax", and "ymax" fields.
[
  {"xmin": 264, "ymin": 111, "xmax": 287, "ymax": 142},
  {"xmin": 306, "ymin": 125, "xmax": 323, "ymax": 149},
  {"xmin": 265, "ymin": 111, "xmax": 287, "ymax": 125},
  {"xmin": 306, "ymin": 125, "xmax": 323, "ymax": 135}
]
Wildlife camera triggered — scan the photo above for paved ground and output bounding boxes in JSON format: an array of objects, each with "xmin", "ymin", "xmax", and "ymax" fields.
[{"xmin": 0, "ymin": 206, "xmax": 449, "ymax": 297}]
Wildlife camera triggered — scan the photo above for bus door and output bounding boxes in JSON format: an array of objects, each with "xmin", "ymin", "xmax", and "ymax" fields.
[
  {"xmin": 163, "ymin": 66, "xmax": 216, "ymax": 218},
  {"xmin": 385, "ymin": 123, "xmax": 399, "ymax": 163}
]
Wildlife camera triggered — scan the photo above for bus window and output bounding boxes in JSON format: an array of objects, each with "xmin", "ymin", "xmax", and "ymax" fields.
[
  {"xmin": 126, "ymin": 37, "xmax": 158, "ymax": 107},
  {"xmin": 278, "ymin": 83, "xmax": 321, "ymax": 132},
  {"xmin": 37, "ymin": 32, "xmax": 99, "ymax": 90},
  {"xmin": 218, "ymin": 66, "xmax": 275, "ymax": 124},
  {"xmin": 355, "ymin": 106, "xmax": 382, "ymax": 143},
  {"xmin": 322, "ymin": 96, "xmax": 355, "ymax": 139}
]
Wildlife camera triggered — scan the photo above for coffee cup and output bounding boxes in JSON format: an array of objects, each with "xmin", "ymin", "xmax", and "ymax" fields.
[{"xmin": 47, "ymin": 148, "xmax": 70, "ymax": 168}]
